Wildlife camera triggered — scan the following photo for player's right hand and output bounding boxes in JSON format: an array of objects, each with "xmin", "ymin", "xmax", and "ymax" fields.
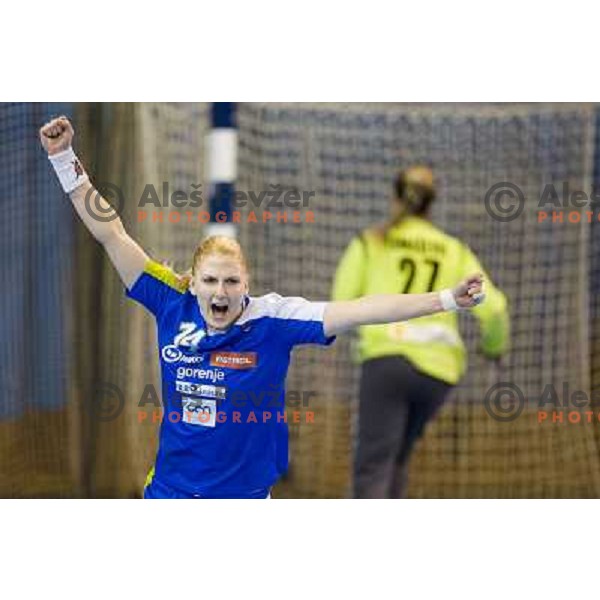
[{"xmin": 39, "ymin": 116, "xmax": 74, "ymax": 156}]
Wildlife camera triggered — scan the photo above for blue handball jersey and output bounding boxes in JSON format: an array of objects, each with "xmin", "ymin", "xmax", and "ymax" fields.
[{"xmin": 126, "ymin": 260, "xmax": 335, "ymax": 498}]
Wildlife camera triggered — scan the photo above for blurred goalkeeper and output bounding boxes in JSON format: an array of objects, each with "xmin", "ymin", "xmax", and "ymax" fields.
[{"xmin": 332, "ymin": 166, "xmax": 510, "ymax": 499}]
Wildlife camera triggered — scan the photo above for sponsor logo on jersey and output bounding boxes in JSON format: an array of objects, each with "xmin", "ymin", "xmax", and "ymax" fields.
[
  {"xmin": 162, "ymin": 344, "xmax": 183, "ymax": 363},
  {"xmin": 161, "ymin": 344, "xmax": 204, "ymax": 364},
  {"xmin": 175, "ymin": 381, "xmax": 226, "ymax": 399},
  {"xmin": 210, "ymin": 351, "xmax": 257, "ymax": 370},
  {"xmin": 182, "ymin": 397, "xmax": 216, "ymax": 427},
  {"xmin": 176, "ymin": 366, "xmax": 226, "ymax": 383}
]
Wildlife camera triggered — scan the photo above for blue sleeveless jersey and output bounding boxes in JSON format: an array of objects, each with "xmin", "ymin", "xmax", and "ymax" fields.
[{"xmin": 126, "ymin": 260, "xmax": 334, "ymax": 498}]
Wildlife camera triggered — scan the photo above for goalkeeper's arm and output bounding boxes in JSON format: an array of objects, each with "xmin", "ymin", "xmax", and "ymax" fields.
[{"xmin": 332, "ymin": 234, "xmax": 368, "ymax": 301}]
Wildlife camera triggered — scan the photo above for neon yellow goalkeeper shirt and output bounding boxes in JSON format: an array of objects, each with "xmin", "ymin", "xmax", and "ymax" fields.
[{"xmin": 332, "ymin": 216, "xmax": 510, "ymax": 385}]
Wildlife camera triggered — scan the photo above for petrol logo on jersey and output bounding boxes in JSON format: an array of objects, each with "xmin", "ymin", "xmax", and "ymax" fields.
[{"xmin": 210, "ymin": 352, "xmax": 258, "ymax": 370}]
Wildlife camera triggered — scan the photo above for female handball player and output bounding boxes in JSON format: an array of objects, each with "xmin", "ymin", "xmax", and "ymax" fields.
[{"xmin": 40, "ymin": 117, "xmax": 486, "ymax": 499}]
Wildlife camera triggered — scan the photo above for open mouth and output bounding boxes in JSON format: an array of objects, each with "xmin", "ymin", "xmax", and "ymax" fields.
[{"xmin": 210, "ymin": 302, "xmax": 229, "ymax": 319}]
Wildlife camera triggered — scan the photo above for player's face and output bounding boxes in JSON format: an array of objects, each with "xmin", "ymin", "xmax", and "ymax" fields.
[{"xmin": 190, "ymin": 254, "xmax": 249, "ymax": 331}]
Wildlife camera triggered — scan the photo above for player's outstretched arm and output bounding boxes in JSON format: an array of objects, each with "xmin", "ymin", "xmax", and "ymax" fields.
[
  {"xmin": 323, "ymin": 273, "xmax": 484, "ymax": 337},
  {"xmin": 40, "ymin": 116, "xmax": 148, "ymax": 289}
]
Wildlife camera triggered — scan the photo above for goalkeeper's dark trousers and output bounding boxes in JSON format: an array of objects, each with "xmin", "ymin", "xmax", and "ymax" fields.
[{"xmin": 354, "ymin": 356, "xmax": 453, "ymax": 499}]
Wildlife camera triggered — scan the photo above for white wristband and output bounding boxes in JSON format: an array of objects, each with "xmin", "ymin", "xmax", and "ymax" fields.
[
  {"xmin": 439, "ymin": 289, "xmax": 458, "ymax": 312},
  {"xmin": 48, "ymin": 147, "xmax": 89, "ymax": 193}
]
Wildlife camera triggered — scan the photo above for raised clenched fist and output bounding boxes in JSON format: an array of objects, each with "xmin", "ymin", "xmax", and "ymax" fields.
[
  {"xmin": 452, "ymin": 273, "xmax": 485, "ymax": 309},
  {"xmin": 39, "ymin": 116, "xmax": 74, "ymax": 156}
]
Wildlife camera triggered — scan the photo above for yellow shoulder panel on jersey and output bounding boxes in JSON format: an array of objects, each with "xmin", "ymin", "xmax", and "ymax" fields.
[{"xmin": 145, "ymin": 260, "xmax": 188, "ymax": 294}]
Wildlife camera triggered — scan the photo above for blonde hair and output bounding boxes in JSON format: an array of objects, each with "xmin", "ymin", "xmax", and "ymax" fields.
[{"xmin": 191, "ymin": 236, "xmax": 249, "ymax": 275}]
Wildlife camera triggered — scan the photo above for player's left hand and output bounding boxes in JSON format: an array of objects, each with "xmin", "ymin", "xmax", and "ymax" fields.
[{"xmin": 452, "ymin": 273, "xmax": 485, "ymax": 309}]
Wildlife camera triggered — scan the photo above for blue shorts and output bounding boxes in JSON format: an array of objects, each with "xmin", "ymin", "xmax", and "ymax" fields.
[{"xmin": 144, "ymin": 476, "xmax": 271, "ymax": 499}]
